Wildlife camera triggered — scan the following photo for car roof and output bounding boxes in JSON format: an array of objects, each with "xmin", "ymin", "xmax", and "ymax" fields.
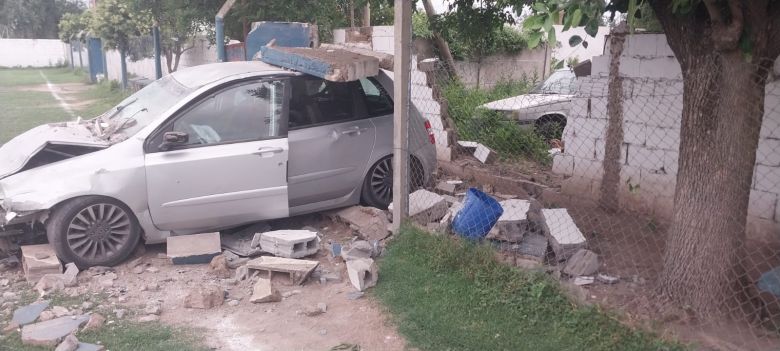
[{"xmin": 169, "ymin": 61, "xmax": 294, "ymax": 89}]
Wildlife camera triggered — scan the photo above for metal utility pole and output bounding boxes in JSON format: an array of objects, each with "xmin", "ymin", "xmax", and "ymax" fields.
[
  {"xmin": 392, "ymin": 0, "xmax": 411, "ymax": 231},
  {"xmin": 153, "ymin": 24, "xmax": 163, "ymax": 79}
]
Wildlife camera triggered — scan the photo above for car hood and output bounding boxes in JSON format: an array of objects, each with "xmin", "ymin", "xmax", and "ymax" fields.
[
  {"xmin": 480, "ymin": 94, "xmax": 572, "ymax": 112},
  {"xmin": 0, "ymin": 122, "xmax": 109, "ymax": 179}
]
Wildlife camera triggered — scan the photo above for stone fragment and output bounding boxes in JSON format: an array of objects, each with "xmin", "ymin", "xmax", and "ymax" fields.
[
  {"xmin": 222, "ymin": 250, "xmax": 249, "ymax": 269},
  {"xmin": 209, "ymin": 255, "xmax": 231, "ymax": 279},
  {"xmin": 12, "ymin": 301, "xmax": 50, "ymax": 326},
  {"xmin": 220, "ymin": 222, "xmax": 272, "ymax": 257},
  {"xmin": 167, "ymin": 232, "xmax": 221, "ymax": 265},
  {"xmin": 259, "ymin": 230, "xmax": 320, "ymax": 259},
  {"xmin": 330, "ymin": 206, "xmax": 390, "ymax": 241},
  {"xmin": 54, "ymin": 333, "xmax": 79, "ymax": 351},
  {"xmin": 39, "ymin": 310, "xmax": 56, "ymax": 322},
  {"xmin": 487, "ymin": 199, "xmax": 531, "ymax": 243},
  {"xmin": 62, "ymin": 263, "xmax": 79, "ymax": 287},
  {"xmin": 473, "ymin": 143, "xmax": 497, "ymax": 164},
  {"xmin": 346, "ymin": 258, "xmax": 378, "ymax": 291},
  {"xmin": 183, "ymin": 285, "xmax": 224, "ymax": 309},
  {"xmin": 145, "ymin": 266, "xmax": 159, "ymax": 273},
  {"xmin": 541, "ymin": 208, "xmax": 586, "ymax": 260},
  {"xmin": 227, "ymin": 300, "xmax": 240, "ymax": 307},
  {"xmin": 563, "ymin": 249, "xmax": 599, "ymax": 277},
  {"xmin": 82, "ymin": 313, "xmax": 105, "ymax": 331},
  {"xmin": 250, "ymin": 278, "xmax": 281, "ymax": 304},
  {"xmin": 235, "ymin": 265, "xmax": 249, "ymax": 281},
  {"xmin": 20, "ymin": 315, "xmax": 89, "ymax": 347},
  {"xmin": 144, "ymin": 302, "xmax": 162, "ymax": 315},
  {"xmin": 341, "ymin": 241, "xmax": 373, "ymax": 261},
  {"xmin": 138, "ymin": 315, "xmax": 159, "ymax": 322},
  {"xmin": 132, "ymin": 265, "xmax": 145, "ymax": 274},
  {"xmin": 51, "ymin": 306, "xmax": 70, "ymax": 318},
  {"xmin": 596, "ymin": 273, "xmax": 620, "ymax": 285},
  {"xmin": 35, "ymin": 274, "xmax": 65, "ymax": 295},
  {"xmin": 21, "ymin": 244, "xmax": 62, "ymax": 283},
  {"xmin": 508, "ymin": 234, "xmax": 548, "ymax": 262},
  {"xmin": 573, "ymin": 276, "xmax": 595, "ymax": 286}
]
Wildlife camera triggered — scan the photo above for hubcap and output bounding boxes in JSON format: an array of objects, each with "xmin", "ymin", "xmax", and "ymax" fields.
[
  {"xmin": 66, "ymin": 204, "xmax": 131, "ymax": 260},
  {"xmin": 371, "ymin": 158, "xmax": 393, "ymax": 205}
]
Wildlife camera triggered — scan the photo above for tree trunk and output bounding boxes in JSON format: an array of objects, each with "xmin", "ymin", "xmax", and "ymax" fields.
[
  {"xmin": 659, "ymin": 51, "xmax": 766, "ymax": 318},
  {"xmin": 421, "ymin": 0, "xmax": 458, "ymax": 74},
  {"xmin": 165, "ymin": 50, "xmax": 174, "ymax": 74}
]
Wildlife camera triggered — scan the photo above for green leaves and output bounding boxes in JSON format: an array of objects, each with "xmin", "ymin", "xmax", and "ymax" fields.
[
  {"xmin": 528, "ymin": 31, "xmax": 544, "ymax": 48},
  {"xmin": 571, "ymin": 8, "xmax": 583, "ymax": 27},
  {"xmin": 523, "ymin": 14, "xmax": 545, "ymax": 31},
  {"xmin": 568, "ymin": 35, "xmax": 583, "ymax": 47}
]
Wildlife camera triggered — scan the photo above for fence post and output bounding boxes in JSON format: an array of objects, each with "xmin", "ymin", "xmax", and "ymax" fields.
[
  {"xmin": 392, "ymin": 0, "xmax": 412, "ymax": 231},
  {"xmin": 153, "ymin": 26, "xmax": 163, "ymax": 79}
]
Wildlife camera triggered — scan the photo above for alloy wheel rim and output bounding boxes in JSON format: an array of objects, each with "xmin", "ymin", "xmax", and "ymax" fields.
[
  {"xmin": 371, "ymin": 158, "xmax": 393, "ymax": 205},
  {"xmin": 66, "ymin": 203, "xmax": 131, "ymax": 260}
]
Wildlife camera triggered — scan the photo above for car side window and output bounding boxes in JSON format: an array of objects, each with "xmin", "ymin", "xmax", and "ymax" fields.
[
  {"xmin": 289, "ymin": 76, "xmax": 359, "ymax": 129},
  {"xmin": 358, "ymin": 78, "xmax": 393, "ymax": 117},
  {"xmin": 172, "ymin": 80, "xmax": 286, "ymax": 146}
]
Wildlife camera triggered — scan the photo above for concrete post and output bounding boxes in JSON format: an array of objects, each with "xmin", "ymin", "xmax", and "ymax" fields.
[
  {"xmin": 153, "ymin": 26, "xmax": 163, "ymax": 79},
  {"xmin": 392, "ymin": 0, "xmax": 412, "ymax": 231},
  {"xmin": 216, "ymin": 16, "xmax": 225, "ymax": 62}
]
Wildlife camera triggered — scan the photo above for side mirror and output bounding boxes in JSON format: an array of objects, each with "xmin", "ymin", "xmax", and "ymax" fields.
[{"xmin": 159, "ymin": 131, "xmax": 189, "ymax": 151}]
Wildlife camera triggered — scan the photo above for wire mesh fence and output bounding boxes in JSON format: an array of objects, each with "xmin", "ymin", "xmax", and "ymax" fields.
[{"xmin": 400, "ymin": 30, "xmax": 780, "ymax": 349}]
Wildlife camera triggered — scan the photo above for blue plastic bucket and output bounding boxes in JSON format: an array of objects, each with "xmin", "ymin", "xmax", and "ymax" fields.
[{"xmin": 451, "ymin": 188, "xmax": 504, "ymax": 239}]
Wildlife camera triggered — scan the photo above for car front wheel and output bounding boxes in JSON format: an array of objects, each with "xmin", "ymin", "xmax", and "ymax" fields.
[
  {"xmin": 361, "ymin": 156, "xmax": 425, "ymax": 209},
  {"xmin": 47, "ymin": 196, "xmax": 140, "ymax": 268}
]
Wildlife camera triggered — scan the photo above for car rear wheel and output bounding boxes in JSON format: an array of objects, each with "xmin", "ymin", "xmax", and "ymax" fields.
[
  {"xmin": 47, "ymin": 196, "xmax": 140, "ymax": 268},
  {"xmin": 361, "ymin": 156, "xmax": 425, "ymax": 209}
]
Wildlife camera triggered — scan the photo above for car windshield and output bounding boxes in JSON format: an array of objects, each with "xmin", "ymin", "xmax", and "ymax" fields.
[
  {"xmin": 97, "ymin": 75, "xmax": 193, "ymax": 139},
  {"xmin": 530, "ymin": 70, "xmax": 577, "ymax": 95}
]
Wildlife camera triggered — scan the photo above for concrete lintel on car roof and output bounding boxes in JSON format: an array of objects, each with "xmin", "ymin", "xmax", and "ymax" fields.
[{"xmin": 259, "ymin": 45, "xmax": 380, "ymax": 82}]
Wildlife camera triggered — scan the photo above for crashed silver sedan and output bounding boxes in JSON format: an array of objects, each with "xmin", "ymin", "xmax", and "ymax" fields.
[{"xmin": 0, "ymin": 61, "xmax": 436, "ymax": 267}]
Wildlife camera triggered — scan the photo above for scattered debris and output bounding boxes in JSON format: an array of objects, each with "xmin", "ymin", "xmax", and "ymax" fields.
[
  {"xmin": 51, "ymin": 306, "xmax": 70, "ymax": 318},
  {"xmin": 167, "ymin": 232, "xmax": 221, "ymax": 265},
  {"xmin": 573, "ymin": 276, "xmax": 595, "ymax": 286},
  {"xmin": 246, "ymin": 256, "xmax": 319, "ymax": 285},
  {"xmin": 473, "ymin": 143, "xmax": 497, "ymax": 164},
  {"xmin": 596, "ymin": 273, "xmax": 620, "ymax": 285},
  {"xmin": 144, "ymin": 301, "xmax": 162, "ymax": 315},
  {"xmin": 347, "ymin": 291, "xmax": 365, "ymax": 300},
  {"xmin": 250, "ymin": 278, "xmax": 282, "ymax": 304},
  {"xmin": 82, "ymin": 313, "xmax": 105, "ymax": 332},
  {"xmin": 12, "ymin": 301, "xmax": 50, "ymax": 326},
  {"xmin": 259, "ymin": 230, "xmax": 320, "ymax": 258},
  {"xmin": 487, "ymin": 199, "xmax": 531, "ymax": 243},
  {"xmin": 62, "ymin": 263, "xmax": 78, "ymax": 287},
  {"xmin": 21, "ymin": 244, "xmax": 62, "ymax": 283},
  {"xmin": 228, "ymin": 299, "xmax": 240, "ymax": 307},
  {"xmin": 390, "ymin": 189, "xmax": 449, "ymax": 224},
  {"xmin": 113, "ymin": 309, "xmax": 125, "ymax": 319},
  {"xmin": 435, "ymin": 180, "xmax": 464, "ymax": 196},
  {"xmin": 507, "ymin": 234, "xmax": 548, "ymax": 262},
  {"xmin": 138, "ymin": 315, "xmax": 160, "ymax": 323},
  {"xmin": 329, "ymin": 242, "xmax": 343, "ymax": 258},
  {"xmin": 341, "ymin": 241, "xmax": 374, "ymax": 261},
  {"xmin": 330, "ymin": 206, "xmax": 390, "ymax": 241},
  {"xmin": 183, "ymin": 285, "xmax": 225, "ymax": 309},
  {"xmin": 235, "ymin": 265, "xmax": 249, "ymax": 281},
  {"xmin": 209, "ymin": 255, "xmax": 231, "ymax": 279},
  {"xmin": 346, "ymin": 258, "xmax": 378, "ymax": 292},
  {"xmin": 541, "ymin": 208, "xmax": 586, "ymax": 260},
  {"xmin": 303, "ymin": 302, "xmax": 328, "ymax": 317},
  {"xmin": 563, "ymin": 249, "xmax": 599, "ymax": 277},
  {"xmin": 220, "ymin": 222, "xmax": 271, "ymax": 257},
  {"xmin": 35, "ymin": 274, "xmax": 65, "ymax": 295},
  {"xmin": 54, "ymin": 333, "xmax": 79, "ymax": 351},
  {"xmin": 20, "ymin": 315, "xmax": 90, "ymax": 347},
  {"xmin": 222, "ymin": 250, "xmax": 249, "ymax": 269}
]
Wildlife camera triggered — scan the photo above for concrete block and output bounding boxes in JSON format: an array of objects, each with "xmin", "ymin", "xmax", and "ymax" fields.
[
  {"xmin": 411, "ymin": 70, "xmax": 427, "ymax": 85},
  {"xmin": 572, "ymin": 118, "xmax": 607, "ymax": 139},
  {"xmin": 250, "ymin": 278, "xmax": 281, "ymax": 303},
  {"xmin": 754, "ymin": 165, "xmax": 780, "ymax": 193},
  {"xmin": 510, "ymin": 234, "xmax": 548, "ymax": 262},
  {"xmin": 627, "ymin": 146, "xmax": 665, "ymax": 170},
  {"xmin": 486, "ymin": 199, "xmax": 531, "ymax": 243},
  {"xmin": 258, "ymin": 230, "xmax": 319, "ymax": 259},
  {"xmin": 167, "ymin": 232, "xmax": 221, "ymax": 265},
  {"xmin": 259, "ymin": 46, "xmax": 379, "ymax": 82},
  {"xmin": 372, "ymin": 36, "xmax": 393, "ymax": 54},
  {"xmin": 541, "ymin": 208, "xmax": 587, "ymax": 260},
  {"xmin": 436, "ymin": 145, "xmax": 453, "ymax": 162},
  {"xmin": 332, "ymin": 29, "xmax": 346, "ymax": 44},
  {"xmin": 320, "ymin": 43, "xmax": 393, "ymax": 70},
  {"xmin": 566, "ymin": 135, "xmax": 597, "ymax": 160},
  {"xmin": 591, "ymin": 97, "xmax": 609, "ymax": 119},
  {"xmin": 645, "ymin": 126, "xmax": 680, "ymax": 150},
  {"xmin": 756, "ymin": 138, "xmax": 780, "ymax": 166},
  {"xmin": 618, "ymin": 57, "xmax": 641, "ymax": 78},
  {"xmin": 573, "ymin": 158, "xmax": 604, "ymax": 181},
  {"xmin": 638, "ymin": 57, "xmax": 682, "ymax": 79},
  {"xmin": 473, "ymin": 143, "xmax": 497, "ymax": 164},
  {"xmin": 569, "ymin": 98, "xmax": 589, "ymax": 117},
  {"xmin": 625, "ymin": 34, "xmax": 658, "ymax": 57},
  {"xmin": 21, "ymin": 244, "xmax": 62, "ymax": 283},
  {"xmin": 563, "ymin": 249, "xmax": 599, "ymax": 277},
  {"xmin": 749, "ymin": 190, "xmax": 778, "ymax": 220},
  {"xmin": 346, "ymin": 258, "xmax": 378, "ymax": 291},
  {"xmin": 183, "ymin": 285, "xmax": 224, "ymax": 309},
  {"xmin": 552, "ymin": 154, "xmax": 574, "ymax": 176},
  {"xmin": 331, "ymin": 206, "xmax": 390, "ymax": 241},
  {"xmin": 12, "ymin": 301, "xmax": 50, "ymax": 326},
  {"xmin": 623, "ymin": 122, "xmax": 646, "ymax": 145},
  {"xmin": 21, "ymin": 315, "xmax": 89, "ymax": 347},
  {"xmin": 341, "ymin": 241, "xmax": 374, "ymax": 261},
  {"xmin": 246, "ymin": 256, "xmax": 319, "ymax": 285},
  {"xmin": 590, "ymin": 55, "xmax": 610, "ymax": 76},
  {"xmin": 390, "ymin": 189, "xmax": 449, "ymax": 224}
]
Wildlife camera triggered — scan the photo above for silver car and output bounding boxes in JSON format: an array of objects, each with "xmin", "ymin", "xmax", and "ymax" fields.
[{"xmin": 0, "ymin": 61, "xmax": 436, "ymax": 267}]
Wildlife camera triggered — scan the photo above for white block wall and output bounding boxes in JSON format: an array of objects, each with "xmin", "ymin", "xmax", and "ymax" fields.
[
  {"xmin": 553, "ymin": 33, "xmax": 780, "ymax": 239},
  {"xmin": 105, "ymin": 38, "xmax": 217, "ymax": 82},
  {"xmin": 0, "ymin": 39, "xmax": 68, "ymax": 67}
]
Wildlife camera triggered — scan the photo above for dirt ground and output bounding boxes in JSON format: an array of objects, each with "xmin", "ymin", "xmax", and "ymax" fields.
[{"xmin": 0, "ymin": 214, "xmax": 406, "ymax": 351}]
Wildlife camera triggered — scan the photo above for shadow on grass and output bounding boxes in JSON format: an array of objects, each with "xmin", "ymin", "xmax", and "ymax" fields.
[{"xmin": 374, "ymin": 226, "xmax": 685, "ymax": 351}]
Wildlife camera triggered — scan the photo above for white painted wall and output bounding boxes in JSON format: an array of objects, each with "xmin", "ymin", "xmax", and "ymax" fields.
[
  {"xmin": 551, "ymin": 25, "xmax": 610, "ymax": 65},
  {"xmin": 0, "ymin": 39, "xmax": 68, "ymax": 67},
  {"xmin": 105, "ymin": 37, "xmax": 218, "ymax": 82},
  {"xmin": 553, "ymin": 33, "xmax": 780, "ymax": 240}
]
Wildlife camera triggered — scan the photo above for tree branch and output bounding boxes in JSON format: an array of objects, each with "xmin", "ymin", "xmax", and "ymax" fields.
[
  {"xmin": 702, "ymin": 0, "xmax": 725, "ymax": 25},
  {"xmin": 705, "ymin": 0, "xmax": 743, "ymax": 52}
]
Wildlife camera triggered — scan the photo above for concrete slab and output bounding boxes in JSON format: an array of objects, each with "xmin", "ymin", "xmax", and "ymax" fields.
[
  {"xmin": 488, "ymin": 199, "xmax": 532, "ymax": 243},
  {"xmin": 390, "ymin": 189, "xmax": 449, "ymax": 224},
  {"xmin": 21, "ymin": 244, "xmax": 62, "ymax": 283},
  {"xmin": 563, "ymin": 249, "xmax": 599, "ymax": 277},
  {"xmin": 167, "ymin": 233, "xmax": 221, "ymax": 265},
  {"xmin": 346, "ymin": 258, "xmax": 378, "ymax": 291},
  {"xmin": 330, "ymin": 206, "xmax": 390, "ymax": 241},
  {"xmin": 246, "ymin": 256, "xmax": 319, "ymax": 285},
  {"xmin": 541, "ymin": 208, "xmax": 586, "ymax": 260},
  {"xmin": 12, "ymin": 301, "xmax": 50, "ymax": 326},
  {"xmin": 258, "ymin": 230, "xmax": 319, "ymax": 259},
  {"xmin": 320, "ymin": 43, "xmax": 393, "ymax": 70},
  {"xmin": 260, "ymin": 45, "xmax": 379, "ymax": 82},
  {"xmin": 20, "ymin": 315, "xmax": 89, "ymax": 347}
]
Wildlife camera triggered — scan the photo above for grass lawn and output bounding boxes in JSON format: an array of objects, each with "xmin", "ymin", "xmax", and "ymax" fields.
[
  {"xmin": 375, "ymin": 226, "xmax": 684, "ymax": 351},
  {"xmin": 0, "ymin": 67, "xmax": 128, "ymax": 144}
]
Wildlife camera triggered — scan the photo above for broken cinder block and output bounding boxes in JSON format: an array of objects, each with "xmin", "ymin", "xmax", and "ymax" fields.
[
  {"xmin": 246, "ymin": 256, "xmax": 319, "ymax": 285},
  {"xmin": 167, "ymin": 232, "xmax": 221, "ymax": 265},
  {"xmin": 487, "ymin": 199, "xmax": 531, "ymax": 243},
  {"xmin": 563, "ymin": 249, "xmax": 599, "ymax": 277},
  {"xmin": 250, "ymin": 278, "xmax": 282, "ymax": 303},
  {"xmin": 258, "ymin": 230, "xmax": 320, "ymax": 259},
  {"xmin": 474, "ymin": 143, "xmax": 497, "ymax": 164},
  {"xmin": 346, "ymin": 258, "xmax": 378, "ymax": 291},
  {"xmin": 330, "ymin": 206, "xmax": 390, "ymax": 241},
  {"xmin": 541, "ymin": 209, "xmax": 586, "ymax": 261},
  {"xmin": 390, "ymin": 189, "xmax": 449, "ymax": 224},
  {"xmin": 21, "ymin": 244, "xmax": 62, "ymax": 283}
]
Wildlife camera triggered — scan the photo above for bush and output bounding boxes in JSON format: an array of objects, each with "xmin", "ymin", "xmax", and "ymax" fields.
[{"xmin": 443, "ymin": 79, "xmax": 552, "ymax": 165}]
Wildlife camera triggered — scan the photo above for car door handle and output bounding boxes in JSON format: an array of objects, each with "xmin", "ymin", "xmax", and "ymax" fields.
[
  {"xmin": 252, "ymin": 147, "xmax": 284, "ymax": 156},
  {"xmin": 341, "ymin": 127, "xmax": 367, "ymax": 135}
]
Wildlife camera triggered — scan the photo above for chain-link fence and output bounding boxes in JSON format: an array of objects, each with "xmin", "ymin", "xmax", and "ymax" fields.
[{"xmin": 398, "ymin": 29, "xmax": 780, "ymax": 350}]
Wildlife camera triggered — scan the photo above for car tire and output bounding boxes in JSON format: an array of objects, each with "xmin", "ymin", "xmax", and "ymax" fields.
[
  {"xmin": 47, "ymin": 196, "xmax": 140, "ymax": 268},
  {"xmin": 361, "ymin": 155, "xmax": 425, "ymax": 209}
]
